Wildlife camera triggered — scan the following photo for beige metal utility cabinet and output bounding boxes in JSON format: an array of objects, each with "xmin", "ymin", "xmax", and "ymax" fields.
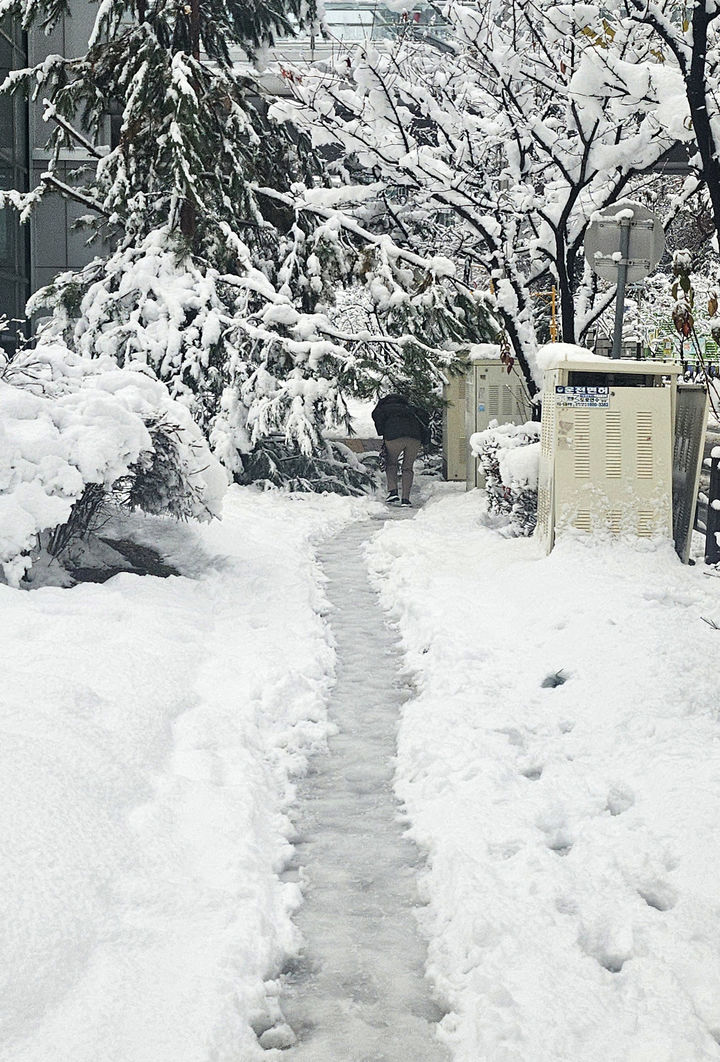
[
  {"xmin": 442, "ymin": 365, "xmax": 469, "ymax": 481},
  {"xmin": 536, "ymin": 352, "xmax": 681, "ymax": 552},
  {"xmin": 466, "ymin": 358, "xmax": 533, "ymax": 488}
]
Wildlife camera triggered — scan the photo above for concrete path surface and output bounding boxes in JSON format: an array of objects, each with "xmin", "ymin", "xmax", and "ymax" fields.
[{"xmin": 276, "ymin": 516, "xmax": 449, "ymax": 1062}]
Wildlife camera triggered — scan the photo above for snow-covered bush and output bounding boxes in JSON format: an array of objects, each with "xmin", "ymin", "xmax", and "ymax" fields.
[
  {"xmin": 0, "ymin": 343, "xmax": 226, "ymax": 586},
  {"xmin": 471, "ymin": 422, "xmax": 540, "ymax": 536},
  {"xmin": 30, "ymin": 237, "xmax": 447, "ymax": 491}
]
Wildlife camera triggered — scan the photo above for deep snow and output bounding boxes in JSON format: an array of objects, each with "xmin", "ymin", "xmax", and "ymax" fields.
[
  {"xmin": 0, "ymin": 487, "xmax": 376, "ymax": 1062},
  {"xmin": 4, "ymin": 478, "xmax": 720, "ymax": 1061},
  {"xmin": 367, "ymin": 485, "xmax": 720, "ymax": 1061}
]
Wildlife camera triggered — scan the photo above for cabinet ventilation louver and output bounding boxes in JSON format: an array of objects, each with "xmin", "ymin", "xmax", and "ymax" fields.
[
  {"xmin": 541, "ymin": 394, "xmax": 555, "ymax": 458},
  {"xmin": 574, "ymin": 410, "xmax": 591, "ymax": 478},
  {"xmin": 637, "ymin": 510, "xmax": 654, "ymax": 537},
  {"xmin": 607, "ymin": 510, "xmax": 622, "ymax": 534},
  {"xmin": 605, "ymin": 411, "xmax": 622, "ymax": 478},
  {"xmin": 636, "ymin": 411, "xmax": 654, "ymax": 478},
  {"xmin": 502, "ymin": 388, "xmax": 515, "ymax": 418},
  {"xmin": 574, "ymin": 510, "xmax": 592, "ymax": 531}
]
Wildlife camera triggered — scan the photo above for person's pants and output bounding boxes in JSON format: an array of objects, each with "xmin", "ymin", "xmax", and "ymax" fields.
[{"xmin": 385, "ymin": 437, "xmax": 421, "ymax": 498}]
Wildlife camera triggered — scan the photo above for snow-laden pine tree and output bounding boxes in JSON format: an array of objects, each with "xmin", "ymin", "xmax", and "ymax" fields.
[
  {"xmin": 0, "ymin": 0, "xmax": 496, "ymax": 488},
  {"xmin": 273, "ymin": 0, "xmax": 696, "ymax": 390}
]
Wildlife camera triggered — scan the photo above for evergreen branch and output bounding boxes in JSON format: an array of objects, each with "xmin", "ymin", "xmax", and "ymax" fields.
[
  {"xmin": 41, "ymin": 172, "xmax": 114, "ymax": 219},
  {"xmin": 252, "ymin": 183, "xmax": 457, "ymax": 277},
  {"xmin": 43, "ymin": 100, "xmax": 106, "ymax": 159}
]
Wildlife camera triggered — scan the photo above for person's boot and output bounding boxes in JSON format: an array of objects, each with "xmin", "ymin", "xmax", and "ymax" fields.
[
  {"xmin": 401, "ymin": 497, "xmax": 412, "ymax": 507},
  {"xmin": 386, "ymin": 490, "xmax": 399, "ymax": 504}
]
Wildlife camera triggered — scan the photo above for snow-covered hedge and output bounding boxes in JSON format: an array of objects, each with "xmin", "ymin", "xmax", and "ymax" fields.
[
  {"xmin": 0, "ymin": 343, "xmax": 226, "ymax": 586},
  {"xmin": 470, "ymin": 421, "xmax": 540, "ymax": 536}
]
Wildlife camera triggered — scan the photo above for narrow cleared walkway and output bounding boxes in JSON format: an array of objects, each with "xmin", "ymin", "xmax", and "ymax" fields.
[{"xmin": 278, "ymin": 517, "xmax": 449, "ymax": 1062}]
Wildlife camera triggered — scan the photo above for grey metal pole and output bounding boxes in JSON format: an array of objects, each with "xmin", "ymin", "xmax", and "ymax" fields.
[{"xmin": 611, "ymin": 221, "xmax": 631, "ymax": 359}]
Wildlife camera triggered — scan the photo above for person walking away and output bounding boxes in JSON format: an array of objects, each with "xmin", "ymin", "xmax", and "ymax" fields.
[{"xmin": 371, "ymin": 393, "xmax": 430, "ymax": 506}]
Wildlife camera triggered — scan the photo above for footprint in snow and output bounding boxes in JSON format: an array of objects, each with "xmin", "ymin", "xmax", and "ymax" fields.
[
  {"xmin": 637, "ymin": 880, "xmax": 678, "ymax": 912},
  {"xmin": 606, "ymin": 784, "xmax": 635, "ymax": 816},
  {"xmin": 579, "ymin": 919, "xmax": 634, "ymax": 974}
]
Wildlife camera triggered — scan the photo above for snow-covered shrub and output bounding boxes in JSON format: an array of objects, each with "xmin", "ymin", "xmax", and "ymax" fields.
[
  {"xmin": 471, "ymin": 422, "xmax": 540, "ymax": 536},
  {"xmin": 0, "ymin": 343, "xmax": 226, "ymax": 586}
]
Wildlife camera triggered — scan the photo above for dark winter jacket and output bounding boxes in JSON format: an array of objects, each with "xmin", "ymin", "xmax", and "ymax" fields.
[{"xmin": 372, "ymin": 394, "xmax": 430, "ymax": 445}]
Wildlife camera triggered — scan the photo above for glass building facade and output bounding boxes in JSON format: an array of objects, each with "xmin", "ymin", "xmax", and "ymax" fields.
[{"xmin": 0, "ymin": 15, "xmax": 29, "ymax": 344}]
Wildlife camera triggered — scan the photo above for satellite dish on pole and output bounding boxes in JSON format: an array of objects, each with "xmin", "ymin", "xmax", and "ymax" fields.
[{"xmin": 584, "ymin": 200, "xmax": 665, "ymax": 358}]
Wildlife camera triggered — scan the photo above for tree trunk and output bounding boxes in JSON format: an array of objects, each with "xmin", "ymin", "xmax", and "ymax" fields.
[
  {"xmin": 190, "ymin": 0, "xmax": 200, "ymax": 59},
  {"xmin": 180, "ymin": 0, "xmax": 201, "ymax": 237},
  {"xmin": 687, "ymin": 7, "xmax": 720, "ymax": 239},
  {"xmin": 502, "ymin": 311, "xmax": 540, "ymax": 403},
  {"xmin": 559, "ymin": 246, "xmax": 578, "ymax": 344}
]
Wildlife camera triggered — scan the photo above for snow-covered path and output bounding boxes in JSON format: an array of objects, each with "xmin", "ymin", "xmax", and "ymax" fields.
[
  {"xmin": 0, "ymin": 489, "xmax": 377, "ymax": 1062},
  {"xmin": 278, "ymin": 517, "xmax": 449, "ymax": 1061}
]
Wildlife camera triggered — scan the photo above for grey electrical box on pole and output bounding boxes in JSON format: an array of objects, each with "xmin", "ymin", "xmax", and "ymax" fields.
[{"xmin": 583, "ymin": 201, "xmax": 665, "ymax": 358}]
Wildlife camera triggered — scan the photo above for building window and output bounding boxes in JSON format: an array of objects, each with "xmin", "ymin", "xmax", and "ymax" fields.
[{"xmin": 0, "ymin": 13, "xmax": 30, "ymax": 352}]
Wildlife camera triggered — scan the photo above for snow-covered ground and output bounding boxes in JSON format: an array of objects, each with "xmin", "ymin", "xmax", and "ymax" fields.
[
  {"xmin": 0, "ymin": 486, "xmax": 375, "ymax": 1062},
  {"xmin": 4, "ymin": 478, "xmax": 720, "ymax": 1061},
  {"xmin": 367, "ymin": 485, "xmax": 720, "ymax": 1061}
]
